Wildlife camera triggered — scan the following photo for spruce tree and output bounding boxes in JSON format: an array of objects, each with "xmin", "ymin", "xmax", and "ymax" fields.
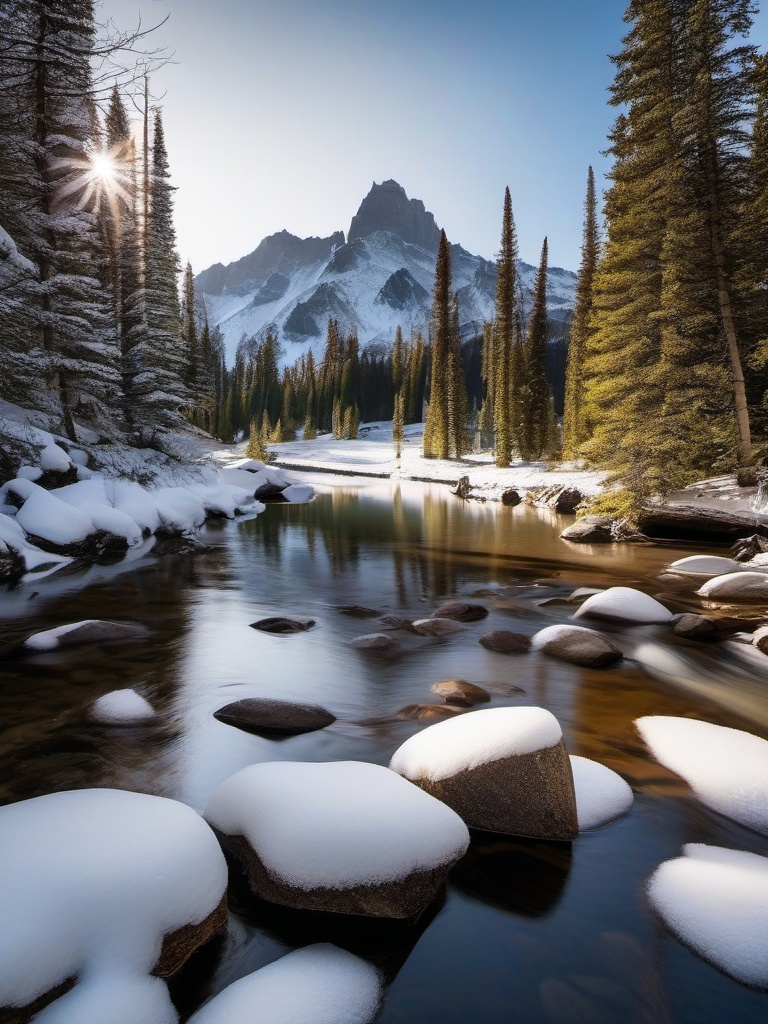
[
  {"xmin": 563, "ymin": 167, "xmax": 599, "ymax": 457},
  {"xmin": 447, "ymin": 292, "xmax": 470, "ymax": 457},
  {"xmin": 393, "ymin": 390, "xmax": 404, "ymax": 460},
  {"xmin": 423, "ymin": 230, "xmax": 452, "ymax": 459},
  {"xmin": 479, "ymin": 321, "xmax": 495, "ymax": 449},
  {"xmin": 519, "ymin": 238, "xmax": 553, "ymax": 461},
  {"xmin": 492, "ymin": 188, "xmax": 521, "ymax": 466},
  {"xmin": 245, "ymin": 419, "xmax": 267, "ymax": 460}
]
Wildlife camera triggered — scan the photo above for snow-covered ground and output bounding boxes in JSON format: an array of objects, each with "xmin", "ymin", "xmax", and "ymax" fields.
[{"xmin": 211, "ymin": 422, "xmax": 607, "ymax": 501}]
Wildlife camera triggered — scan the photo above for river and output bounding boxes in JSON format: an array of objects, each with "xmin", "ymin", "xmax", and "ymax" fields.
[{"xmin": 1, "ymin": 477, "xmax": 767, "ymax": 1023}]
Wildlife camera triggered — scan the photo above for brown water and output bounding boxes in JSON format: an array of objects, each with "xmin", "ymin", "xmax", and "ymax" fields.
[{"xmin": 1, "ymin": 478, "xmax": 768, "ymax": 1023}]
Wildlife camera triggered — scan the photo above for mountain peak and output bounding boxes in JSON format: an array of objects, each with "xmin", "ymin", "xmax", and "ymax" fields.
[{"xmin": 348, "ymin": 179, "xmax": 441, "ymax": 252}]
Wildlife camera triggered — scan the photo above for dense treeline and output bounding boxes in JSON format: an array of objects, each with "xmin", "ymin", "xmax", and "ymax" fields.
[
  {"xmin": 0, "ymin": 1, "xmax": 219, "ymax": 442},
  {"xmin": 564, "ymin": 0, "xmax": 768, "ymax": 497}
]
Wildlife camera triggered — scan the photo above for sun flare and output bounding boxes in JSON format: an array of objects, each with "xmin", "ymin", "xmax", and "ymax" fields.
[{"xmin": 89, "ymin": 151, "xmax": 117, "ymax": 184}]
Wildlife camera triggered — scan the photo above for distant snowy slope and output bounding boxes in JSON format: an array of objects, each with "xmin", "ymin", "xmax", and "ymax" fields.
[{"xmin": 197, "ymin": 180, "xmax": 577, "ymax": 366}]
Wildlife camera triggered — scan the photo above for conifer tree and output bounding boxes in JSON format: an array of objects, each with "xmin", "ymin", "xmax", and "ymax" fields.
[
  {"xmin": 563, "ymin": 167, "xmax": 599, "ymax": 456},
  {"xmin": 519, "ymin": 238, "xmax": 553, "ymax": 461},
  {"xmin": 245, "ymin": 418, "xmax": 267, "ymax": 460},
  {"xmin": 393, "ymin": 390, "xmax": 404, "ymax": 460},
  {"xmin": 405, "ymin": 331, "xmax": 426, "ymax": 423},
  {"xmin": 492, "ymin": 188, "xmax": 521, "ymax": 466},
  {"xmin": 332, "ymin": 397, "xmax": 342, "ymax": 439},
  {"xmin": 479, "ymin": 322, "xmax": 496, "ymax": 449},
  {"xmin": 424, "ymin": 230, "xmax": 452, "ymax": 459},
  {"xmin": 447, "ymin": 292, "xmax": 470, "ymax": 457},
  {"xmin": 392, "ymin": 326, "xmax": 405, "ymax": 396}
]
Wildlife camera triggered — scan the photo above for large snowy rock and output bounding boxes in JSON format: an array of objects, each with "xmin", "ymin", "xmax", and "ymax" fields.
[
  {"xmin": 570, "ymin": 755, "xmax": 633, "ymax": 830},
  {"xmin": 153, "ymin": 487, "xmax": 207, "ymax": 534},
  {"xmin": 204, "ymin": 760, "xmax": 469, "ymax": 918},
  {"xmin": 0, "ymin": 789, "xmax": 227, "ymax": 1023},
  {"xmin": 648, "ymin": 844, "xmax": 768, "ymax": 989},
  {"xmin": 0, "ymin": 512, "xmax": 70, "ymax": 579},
  {"xmin": 389, "ymin": 707, "xmax": 578, "ymax": 841},
  {"xmin": 280, "ymin": 483, "xmax": 314, "ymax": 503},
  {"xmin": 531, "ymin": 624, "xmax": 623, "ymax": 668},
  {"xmin": 213, "ymin": 697, "xmax": 336, "ymax": 737},
  {"xmin": 15, "ymin": 484, "xmax": 97, "ymax": 554},
  {"xmin": 187, "ymin": 944, "xmax": 383, "ymax": 1024},
  {"xmin": 52, "ymin": 479, "xmax": 143, "ymax": 547},
  {"xmin": 109, "ymin": 480, "xmax": 161, "ymax": 535},
  {"xmin": 24, "ymin": 620, "xmax": 147, "ymax": 651},
  {"xmin": 573, "ymin": 586, "xmax": 672, "ymax": 624},
  {"xmin": 636, "ymin": 716, "xmax": 768, "ymax": 835},
  {"xmin": 39, "ymin": 443, "xmax": 72, "ymax": 474},
  {"xmin": 698, "ymin": 570, "xmax": 768, "ymax": 602}
]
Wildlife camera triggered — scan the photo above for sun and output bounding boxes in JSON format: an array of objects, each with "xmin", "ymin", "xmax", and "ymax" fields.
[
  {"xmin": 88, "ymin": 151, "xmax": 117, "ymax": 185},
  {"xmin": 50, "ymin": 141, "xmax": 133, "ymax": 214}
]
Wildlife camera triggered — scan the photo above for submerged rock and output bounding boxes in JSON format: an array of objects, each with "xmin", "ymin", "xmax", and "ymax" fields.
[
  {"xmin": 390, "ymin": 706, "xmax": 578, "ymax": 841},
  {"xmin": 204, "ymin": 761, "xmax": 470, "ymax": 918},
  {"xmin": 250, "ymin": 616, "xmax": 315, "ymax": 634},
  {"xmin": 397, "ymin": 703, "xmax": 465, "ymax": 722},
  {"xmin": 214, "ymin": 698, "xmax": 336, "ymax": 737},
  {"xmin": 338, "ymin": 605, "xmax": 381, "ymax": 619},
  {"xmin": 671, "ymin": 613, "xmax": 719, "ymax": 640},
  {"xmin": 531, "ymin": 624, "xmax": 623, "ymax": 668},
  {"xmin": 351, "ymin": 633, "xmax": 400, "ymax": 653},
  {"xmin": 431, "ymin": 679, "xmax": 491, "ymax": 707},
  {"xmin": 379, "ymin": 615, "xmax": 419, "ymax": 633},
  {"xmin": 431, "ymin": 600, "xmax": 488, "ymax": 622},
  {"xmin": 479, "ymin": 630, "xmax": 531, "ymax": 654}
]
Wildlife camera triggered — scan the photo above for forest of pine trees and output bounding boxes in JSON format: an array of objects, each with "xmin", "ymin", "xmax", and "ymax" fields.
[{"xmin": 0, "ymin": 2, "xmax": 220, "ymax": 443}]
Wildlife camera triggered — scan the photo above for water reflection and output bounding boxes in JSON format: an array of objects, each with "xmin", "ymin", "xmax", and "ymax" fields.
[{"xmin": 1, "ymin": 479, "xmax": 768, "ymax": 1023}]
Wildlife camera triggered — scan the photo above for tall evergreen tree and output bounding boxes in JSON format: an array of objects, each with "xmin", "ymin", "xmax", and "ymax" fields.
[
  {"xmin": 562, "ymin": 166, "xmax": 599, "ymax": 457},
  {"xmin": 519, "ymin": 238, "xmax": 553, "ymax": 460},
  {"xmin": 447, "ymin": 292, "xmax": 470, "ymax": 457},
  {"xmin": 424, "ymin": 230, "xmax": 452, "ymax": 459},
  {"xmin": 492, "ymin": 187, "xmax": 521, "ymax": 467}
]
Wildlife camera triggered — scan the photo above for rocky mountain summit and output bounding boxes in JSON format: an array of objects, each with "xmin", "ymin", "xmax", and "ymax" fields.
[{"xmin": 197, "ymin": 181, "xmax": 577, "ymax": 365}]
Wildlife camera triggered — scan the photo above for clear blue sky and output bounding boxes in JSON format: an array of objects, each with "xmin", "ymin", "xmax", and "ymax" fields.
[{"xmin": 98, "ymin": 0, "xmax": 768, "ymax": 274}]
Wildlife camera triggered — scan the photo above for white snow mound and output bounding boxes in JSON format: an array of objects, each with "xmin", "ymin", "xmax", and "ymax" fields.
[
  {"xmin": 573, "ymin": 586, "xmax": 672, "ymax": 624},
  {"xmin": 0, "ymin": 788, "xmax": 227, "ymax": 1016},
  {"xmin": 16, "ymin": 486, "xmax": 95, "ymax": 546},
  {"xmin": 570, "ymin": 755, "xmax": 634, "ymax": 830},
  {"xmin": 205, "ymin": 760, "xmax": 469, "ymax": 889},
  {"xmin": 91, "ymin": 689, "xmax": 156, "ymax": 724},
  {"xmin": 531, "ymin": 623, "xmax": 609, "ymax": 649},
  {"xmin": 52, "ymin": 480, "xmax": 143, "ymax": 546},
  {"xmin": 636, "ymin": 716, "xmax": 768, "ymax": 835},
  {"xmin": 648, "ymin": 844, "xmax": 768, "ymax": 989},
  {"xmin": 281, "ymin": 483, "xmax": 314, "ymax": 503},
  {"xmin": 187, "ymin": 944, "xmax": 383, "ymax": 1024},
  {"xmin": 39, "ymin": 443, "xmax": 73, "ymax": 473},
  {"xmin": 389, "ymin": 706, "xmax": 563, "ymax": 783}
]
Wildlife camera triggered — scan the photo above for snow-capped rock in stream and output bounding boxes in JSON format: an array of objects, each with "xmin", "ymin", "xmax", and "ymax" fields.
[
  {"xmin": 569, "ymin": 755, "xmax": 634, "ymax": 830},
  {"xmin": 90, "ymin": 689, "xmax": 157, "ymax": 724},
  {"xmin": 698, "ymin": 571, "xmax": 768, "ymax": 602},
  {"xmin": 573, "ymin": 586, "xmax": 673, "ymax": 624}
]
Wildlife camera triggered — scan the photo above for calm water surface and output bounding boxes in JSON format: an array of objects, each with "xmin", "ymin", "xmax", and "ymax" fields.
[{"xmin": 1, "ymin": 478, "xmax": 767, "ymax": 1023}]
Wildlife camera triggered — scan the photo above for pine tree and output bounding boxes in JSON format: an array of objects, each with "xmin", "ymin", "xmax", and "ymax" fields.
[
  {"xmin": 519, "ymin": 238, "xmax": 553, "ymax": 461},
  {"xmin": 303, "ymin": 348, "xmax": 318, "ymax": 439},
  {"xmin": 245, "ymin": 418, "xmax": 267, "ymax": 460},
  {"xmin": 392, "ymin": 325, "xmax": 405, "ymax": 397},
  {"xmin": 393, "ymin": 390, "xmax": 404, "ymax": 460},
  {"xmin": 447, "ymin": 292, "xmax": 470, "ymax": 457},
  {"xmin": 405, "ymin": 331, "xmax": 426, "ymax": 424},
  {"xmin": 492, "ymin": 188, "xmax": 521, "ymax": 466},
  {"xmin": 479, "ymin": 321, "xmax": 495, "ymax": 449},
  {"xmin": 562, "ymin": 167, "xmax": 599, "ymax": 457},
  {"xmin": 424, "ymin": 230, "xmax": 452, "ymax": 459},
  {"xmin": 332, "ymin": 397, "xmax": 342, "ymax": 439}
]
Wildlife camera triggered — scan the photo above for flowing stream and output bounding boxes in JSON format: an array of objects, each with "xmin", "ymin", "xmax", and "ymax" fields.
[{"xmin": 1, "ymin": 477, "xmax": 767, "ymax": 1023}]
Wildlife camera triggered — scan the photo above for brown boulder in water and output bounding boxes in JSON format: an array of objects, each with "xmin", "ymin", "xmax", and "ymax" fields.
[
  {"xmin": 431, "ymin": 601, "xmax": 489, "ymax": 623},
  {"xmin": 431, "ymin": 679, "xmax": 491, "ymax": 707},
  {"xmin": 479, "ymin": 630, "xmax": 531, "ymax": 654}
]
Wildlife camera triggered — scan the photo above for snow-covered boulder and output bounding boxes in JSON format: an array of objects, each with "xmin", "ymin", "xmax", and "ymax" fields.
[
  {"xmin": 478, "ymin": 630, "xmax": 531, "ymax": 654},
  {"xmin": 187, "ymin": 944, "xmax": 383, "ymax": 1024},
  {"xmin": 667, "ymin": 555, "xmax": 743, "ymax": 577},
  {"xmin": 91, "ymin": 689, "xmax": 156, "ymax": 725},
  {"xmin": 153, "ymin": 487, "xmax": 207, "ymax": 534},
  {"xmin": 39, "ymin": 443, "xmax": 72, "ymax": 473},
  {"xmin": 230, "ymin": 458, "xmax": 267, "ymax": 473},
  {"xmin": 570, "ymin": 755, "xmax": 633, "ymax": 830},
  {"xmin": 52, "ymin": 479, "xmax": 143, "ymax": 547},
  {"xmin": 16, "ymin": 465, "xmax": 42, "ymax": 481},
  {"xmin": 389, "ymin": 707, "xmax": 578, "ymax": 841},
  {"xmin": 280, "ymin": 483, "xmax": 314, "ymax": 503},
  {"xmin": 698, "ymin": 570, "xmax": 768, "ymax": 602},
  {"xmin": 648, "ymin": 844, "xmax": 768, "ymax": 989},
  {"xmin": 24, "ymin": 620, "xmax": 147, "ymax": 652},
  {"xmin": 213, "ymin": 697, "xmax": 336, "ymax": 737},
  {"xmin": 0, "ymin": 512, "xmax": 70, "ymax": 579},
  {"xmin": 431, "ymin": 679, "xmax": 490, "ymax": 707},
  {"xmin": 636, "ymin": 716, "xmax": 768, "ymax": 835},
  {"xmin": 218, "ymin": 467, "xmax": 272, "ymax": 492},
  {"xmin": 412, "ymin": 617, "xmax": 465, "ymax": 637},
  {"xmin": 189, "ymin": 482, "xmax": 257, "ymax": 519},
  {"xmin": 15, "ymin": 484, "xmax": 98, "ymax": 554},
  {"xmin": 204, "ymin": 760, "xmax": 469, "ymax": 918},
  {"xmin": 431, "ymin": 600, "xmax": 488, "ymax": 622},
  {"xmin": 531, "ymin": 624, "xmax": 623, "ymax": 667},
  {"xmin": 573, "ymin": 586, "xmax": 673, "ymax": 624},
  {"xmin": 109, "ymin": 480, "xmax": 161, "ymax": 535},
  {"xmin": 0, "ymin": 789, "xmax": 228, "ymax": 1023}
]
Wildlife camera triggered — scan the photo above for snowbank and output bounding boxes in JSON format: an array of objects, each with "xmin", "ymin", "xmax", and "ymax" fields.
[
  {"xmin": 648, "ymin": 844, "xmax": 768, "ymax": 988},
  {"xmin": 636, "ymin": 716, "xmax": 768, "ymax": 835},
  {"xmin": 389, "ymin": 706, "xmax": 563, "ymax": 783},
  {"xmin": 0, "ymin": 789, "xmax": 227, "ymax": 1021},
  {"xmin": 204, "ymin": 760, "xmax": 469, "ymax": 889},
  {"xmin": 570, "ymin": 755, "xmax": 634, "ymax": 830},
  {"xmin": 188, "ymin": 944, "xmax": 383, "ymax": 1024}
]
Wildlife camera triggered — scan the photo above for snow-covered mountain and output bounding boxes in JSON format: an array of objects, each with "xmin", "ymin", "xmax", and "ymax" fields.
[{"xmin": 197, "ymin": 180, "xmax": 577, "ymax": 366}]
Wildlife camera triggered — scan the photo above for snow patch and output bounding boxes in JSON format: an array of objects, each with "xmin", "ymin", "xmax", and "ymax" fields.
[
  {"xmin": 389, "ymin": 706, "xmax": 563, "ymax": 783},
  {"xmin": 636, "ymin": 716, "xmax": 768, "ymax": 835},
  {"xmin": 91, "ymin": 689, "xmax": 156, "ymax": 724},
  {"xmin": 648, "ymin": 844, "xmax": 768, "ymax": 989},
  {"xmin": 188, "ymin": 944, "xmax": 383, "ymax": 1024},
  {"xmin": 40, "ymin": 443, "xmax": 73, "ymax": 473}
]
